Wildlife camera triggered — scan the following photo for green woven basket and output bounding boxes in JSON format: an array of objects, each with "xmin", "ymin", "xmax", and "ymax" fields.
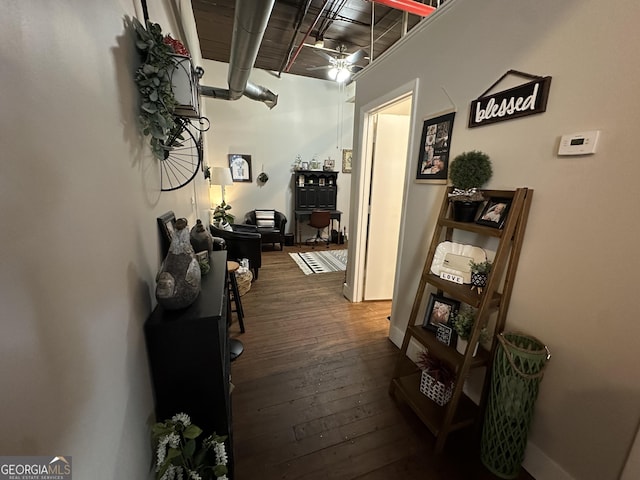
[{"xmin": 481, "ymin": 332, "xmax": 550, "ymax": 479}]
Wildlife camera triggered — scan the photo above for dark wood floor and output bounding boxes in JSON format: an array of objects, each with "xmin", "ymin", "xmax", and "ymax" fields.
[{"xmin": 230, "ymin": 245, "xmax": 534, "ymax": 480}]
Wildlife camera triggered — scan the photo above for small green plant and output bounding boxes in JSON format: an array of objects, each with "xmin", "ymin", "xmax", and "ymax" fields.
[
  {"xmin": 470, "ymin": 260, "xmax": 492, "ymax": 275},
  {"xmin": 152, "ymin": 413, "xmax": 228, "ymax": 480},
  {"xmin": 133, "ymin": 18, "xmax": 179, "ymax": 160},
  {"xmin": 448, "ymin": 150, "xmax": 493, "ymax": 201},
  {"xmin": 452, "ymin": 310, "xmax": 475, "ymax": 340},
  {"xmin": 213, "ymin": 201, "xmax": 234, "ymax": 226},
  {"xmin": 452, "ymin": 309, "xmax": 490, "ymax": 342}
]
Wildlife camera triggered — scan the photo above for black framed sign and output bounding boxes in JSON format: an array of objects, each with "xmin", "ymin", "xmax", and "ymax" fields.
[
  {"xmin": 468, "ymin": 70, "xmax": 552, "ymax": 128},
  {"xmin": 416, "ymin": 111, "xmax": 455, "ymax": 183}
]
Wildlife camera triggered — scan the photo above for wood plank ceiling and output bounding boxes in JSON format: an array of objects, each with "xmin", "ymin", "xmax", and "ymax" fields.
[{"xmin": 191, "ymin": 0, "xmax": 436, "ymax": 81}]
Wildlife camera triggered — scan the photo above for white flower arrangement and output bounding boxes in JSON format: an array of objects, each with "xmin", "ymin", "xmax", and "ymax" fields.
[{"xmin": 152, "ymin": 413, "xmax": 228, "ymax": 480}]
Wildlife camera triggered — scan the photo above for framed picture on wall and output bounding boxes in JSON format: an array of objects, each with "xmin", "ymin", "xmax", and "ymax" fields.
[
  {"xmin": 228, "ymin": 154, "xmax": 252, "ymax": 182},
  {"xmin": 342, "ymin": 149, "xmax": 352, "ymax": 173},
  {"xmin": 415, "ymin": 111, "xmax": 456, "ymax": 183}
]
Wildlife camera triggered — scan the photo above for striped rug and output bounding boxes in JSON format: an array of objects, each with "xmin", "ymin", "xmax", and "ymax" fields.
[{"xmin": 289, "ymin": 249, "xmax": 347, "ymax": 275}]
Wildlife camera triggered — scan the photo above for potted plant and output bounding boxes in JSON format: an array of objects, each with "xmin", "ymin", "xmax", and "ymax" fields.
[
  {"xmin": 470, "ymin": 260, "xmax": 492, "ymax": 293},
  {"xmin": 416, "ymin": 350, "xmax": 455, "ymax": 406},
  {"xmin": 452, "ymin": 309, "xmax": 490, "ymax": 356},
  {"xmin": 213, "ymin": 201, "xmax": 234, "ymax": 230},
  {"xmin": 152, "ymin": 412, "xmax": 228, "ymax": 479},
  {"xmin": 448, "ymin": 150, "xmax": 493, "ymax": 222}
]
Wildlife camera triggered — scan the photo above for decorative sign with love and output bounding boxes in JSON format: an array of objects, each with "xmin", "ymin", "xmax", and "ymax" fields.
[{"xmin": 468, "ymin": 70, "xmax": 552, "ymax": 128}]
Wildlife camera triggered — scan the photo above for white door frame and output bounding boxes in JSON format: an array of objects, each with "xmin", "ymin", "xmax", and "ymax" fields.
[{"xmin": 346, "ymin": 79, "xmax": 420, "ymax": 302}]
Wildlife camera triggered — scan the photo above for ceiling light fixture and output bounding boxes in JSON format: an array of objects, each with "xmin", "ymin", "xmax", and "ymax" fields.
[
  {"xmin": 327, "ymin": 59, "xmax": 351, "ymax": 83},
  {"xmin": 336, "ymin": 68, "xmax": 351, "ymax": 83}
]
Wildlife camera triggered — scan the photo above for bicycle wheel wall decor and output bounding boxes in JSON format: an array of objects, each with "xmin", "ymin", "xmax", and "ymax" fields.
[{"xmin": 160, "ymin": 118, "xmax": 202, "ymax": 191}]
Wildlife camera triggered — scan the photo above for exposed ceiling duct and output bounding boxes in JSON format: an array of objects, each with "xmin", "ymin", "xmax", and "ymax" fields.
[{"xmin": 199, "ymin": 0, "xmax": 279, "ymax": 109}]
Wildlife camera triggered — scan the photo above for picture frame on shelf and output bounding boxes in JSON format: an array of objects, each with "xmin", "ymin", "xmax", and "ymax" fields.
[
  {"xmin": 323, "ymin": 158, "xmax": 335, "ymax": 171},
  {"xmin": 476, "ymin": 197, "xmax": 512, "ymax": 229},
  {"xmin": 342, "ymin": 149, "xmax": 352, "ymax": 173},
  {"xmin": 228, "ymin": 153, "xmax": 252, "ymax": 182},
  {"xmin": 301, "ymin": 161, "xmax": 309, "ymax": 170},
  {"xmin": 416, "ymin": 111, "xmax": 455, "ymax": 183},
  {"xmin": 422, "ymin": 293, "xmax": 460, "ymax": 337}
]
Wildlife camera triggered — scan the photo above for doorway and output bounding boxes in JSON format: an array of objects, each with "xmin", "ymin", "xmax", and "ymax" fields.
[
  {"xmin": 362, "ymin": 97, "xmax": 412, "ymax": 300},
  {"xmin": 345, "ymin": 81, "xmax": 417, "ymax": 304}
]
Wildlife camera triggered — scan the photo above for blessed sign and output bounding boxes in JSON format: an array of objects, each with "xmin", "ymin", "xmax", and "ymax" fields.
[{"xmin": 468, "ymin": 71, "xmax": 552, "ymax": 128}]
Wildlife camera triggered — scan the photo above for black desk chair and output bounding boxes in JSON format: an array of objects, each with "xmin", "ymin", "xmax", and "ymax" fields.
[{"xmin": 306, "ymin": 210, "xmax": 331, "ymax": 247}]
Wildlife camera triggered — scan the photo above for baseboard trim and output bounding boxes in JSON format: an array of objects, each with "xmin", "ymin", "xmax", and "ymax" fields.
[
  {"xmin": 389, "ymin": 324, "xmax": 404, "ymax": 348},
  {"xmin": 523, "ymin": 441, "xmax": 574, "ymax": 480}
]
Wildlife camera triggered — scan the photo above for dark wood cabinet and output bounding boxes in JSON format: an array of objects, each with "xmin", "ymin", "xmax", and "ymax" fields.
[
  {"xmin": 144, "ymin": 251, "xmax": 233, "ymax": 475},
  {"xmin": 294, "ymin": 170, "xmax": 338, "ymax": 210}
]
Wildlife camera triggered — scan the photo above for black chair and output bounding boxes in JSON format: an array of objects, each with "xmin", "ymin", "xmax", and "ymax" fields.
[
  {"xmin": 210, "ymin": 224, "xmax": 262, "ymax": 280},
  {"xmin": 306, "ymin": 210, "xmax": 331, "ymax": 247},
  {"xmin": 244, "ymin": 209, "xmax": 288, "ymax": 250}
]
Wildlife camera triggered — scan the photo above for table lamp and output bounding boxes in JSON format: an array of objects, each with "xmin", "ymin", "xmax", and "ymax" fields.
[{"xmin": 210, "ymin": 166, "xmax": 233, "ymax": 205}]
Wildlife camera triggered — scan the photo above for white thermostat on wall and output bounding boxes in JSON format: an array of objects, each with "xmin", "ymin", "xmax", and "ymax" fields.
[{"xmin": 558, "ymin": 130, "xmax": 600, "ymax": 155}]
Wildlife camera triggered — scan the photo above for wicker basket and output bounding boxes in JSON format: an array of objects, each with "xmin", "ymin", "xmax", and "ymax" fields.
[
  {"xmin": 419, "ymin": 370, "xmax": 454, "ymax": 406},
  {"xmin": 235, "ymin": 270, "xmax": 253, "ymax": 296}
]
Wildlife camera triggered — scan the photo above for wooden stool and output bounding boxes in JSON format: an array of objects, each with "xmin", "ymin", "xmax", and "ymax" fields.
[{"xmin": 227, "ymin": 261, "xmax": 245, "ymax": 333}]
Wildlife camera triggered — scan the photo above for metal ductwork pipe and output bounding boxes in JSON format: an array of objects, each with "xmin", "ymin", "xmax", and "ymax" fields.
[
  {"xmin": 243, "ymin": 82, "xmax": 278, "ymax": 109},
  {"xmin": 200, "ymin": 0, "xmax": 278, "ymax": 109}
]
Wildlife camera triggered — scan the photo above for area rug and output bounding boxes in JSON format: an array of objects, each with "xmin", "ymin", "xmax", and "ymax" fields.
[{"xmin": 289, "ymin": 249, "xmax": 347, "ymax": 275}]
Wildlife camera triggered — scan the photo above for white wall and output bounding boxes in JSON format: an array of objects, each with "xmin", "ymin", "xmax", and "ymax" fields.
[
  {"xmin": 200, "ymin": 61, "xmax": 354, "ymax": 238},
  {"xmin": 0, "ymin": 1, "xmax": 207, "ymax": 477},
  {"xmin": 351, "ymin": 0, "xmax": 640, "ymax": 479}
]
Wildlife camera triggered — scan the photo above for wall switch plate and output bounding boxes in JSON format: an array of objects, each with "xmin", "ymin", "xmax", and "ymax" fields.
[{"xmin": 558, "ymin": 130, "xmax": 600, "ymax": 155}]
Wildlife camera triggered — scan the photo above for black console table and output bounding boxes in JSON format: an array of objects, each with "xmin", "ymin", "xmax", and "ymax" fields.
[{"xmin": 144, "ymin": 250, "xmax": 233, "ymax": 476}]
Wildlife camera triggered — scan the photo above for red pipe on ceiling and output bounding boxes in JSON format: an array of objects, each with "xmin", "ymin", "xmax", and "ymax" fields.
[
  {"xmin": 284, "ymin": 0, "xmax": 329, "ymax": 73},
  {"xmin": 371, "ymin": 0, "xmax": 436, "ymax": 17}
]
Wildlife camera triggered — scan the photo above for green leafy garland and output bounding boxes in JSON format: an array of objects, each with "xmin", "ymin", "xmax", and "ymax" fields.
[{"xmin": 133, "ymin": 18, "xmax": 178, "ymax": 160}]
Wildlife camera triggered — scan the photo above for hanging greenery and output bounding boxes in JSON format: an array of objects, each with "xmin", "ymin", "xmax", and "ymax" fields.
[{"xmin": 132, "ymin": 18, "xmax": 178, "ymax": 160}]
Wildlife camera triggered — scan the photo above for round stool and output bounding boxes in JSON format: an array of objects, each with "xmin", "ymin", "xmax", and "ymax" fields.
[
  {"xmin": 227, "ymin": 261, "xmax": 245, "ymax": 362},
  {"xmin": 227, "ymin": 261, "xmax": 245, "ymax": 333}
]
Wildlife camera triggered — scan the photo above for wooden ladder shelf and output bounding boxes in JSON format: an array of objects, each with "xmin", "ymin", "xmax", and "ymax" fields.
[{"xmin": 389, "ymin": 187, "xmax": 533, "ymax": 452}]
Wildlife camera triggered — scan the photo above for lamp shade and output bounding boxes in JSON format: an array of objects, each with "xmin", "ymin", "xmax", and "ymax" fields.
[{"xmin": 210, "ymin": 167, "xmax": 233, "ymax": 186}]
